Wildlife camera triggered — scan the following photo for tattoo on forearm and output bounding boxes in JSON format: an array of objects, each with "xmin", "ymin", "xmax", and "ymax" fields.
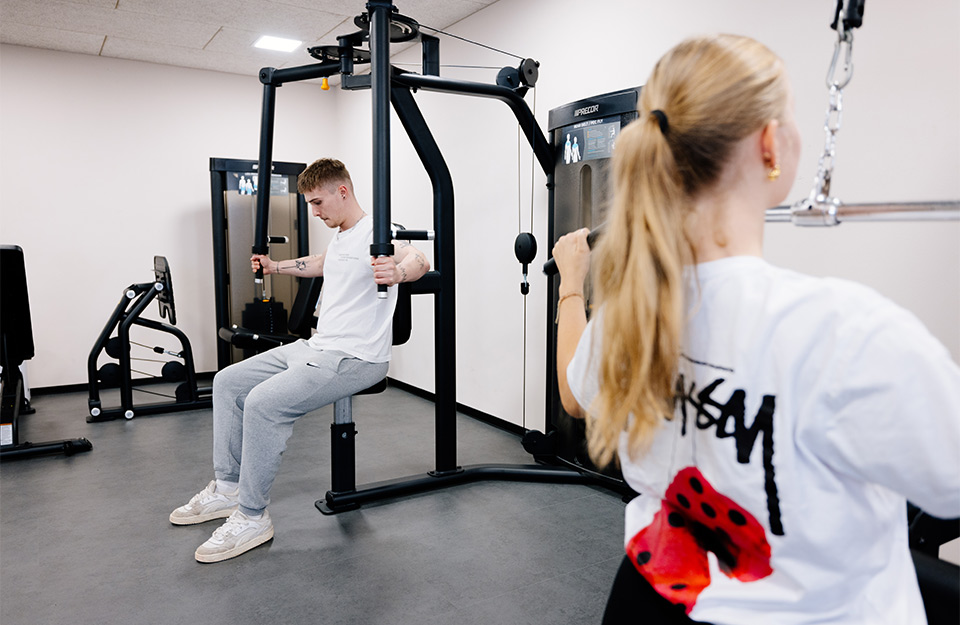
[
  {"xmin": 415, "ymin": 255, "xmax": 425, "ymax": 269},
  {"xmin": 295, "ymin": 260, "xmax": 307, "ymax": 271},
  {"xmin": 399, "ymin": 265, "xmax": 408, "ymax": 283}
]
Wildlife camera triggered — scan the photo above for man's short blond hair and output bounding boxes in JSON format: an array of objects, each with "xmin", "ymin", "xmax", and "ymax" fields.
[{"xmin": 297, "ymin": 158, "xmax": 353, "ymax": 194}]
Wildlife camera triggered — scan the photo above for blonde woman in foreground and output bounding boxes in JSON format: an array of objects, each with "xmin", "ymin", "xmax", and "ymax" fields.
[{"xmin": 553, "ymin": 34, "xmax": 959, "ymax": 625}]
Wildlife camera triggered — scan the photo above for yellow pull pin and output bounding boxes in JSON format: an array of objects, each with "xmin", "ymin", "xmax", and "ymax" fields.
[{"xmin": 321, "ymin": 77, "xmax": 330, "ymax": 91}]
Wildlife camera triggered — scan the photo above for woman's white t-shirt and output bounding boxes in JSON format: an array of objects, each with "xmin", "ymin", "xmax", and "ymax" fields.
[{"xmin": 568, "ymin": 256, "xmax": 960, "ymax": 624}]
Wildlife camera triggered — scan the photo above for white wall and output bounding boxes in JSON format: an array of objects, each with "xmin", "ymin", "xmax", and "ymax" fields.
[
  {"xmin": 2, "ymin": 0, "xmax": 958, "ymax": 438},
  {"xmin": 0, "ymin": 44, "xmax": 338, "ymax": 388}
]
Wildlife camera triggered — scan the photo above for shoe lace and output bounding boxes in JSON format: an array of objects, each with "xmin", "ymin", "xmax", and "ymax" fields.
[
  {"xmin": 188, "ymin": 487, "xmax": 214, "ymax": 506},
  {"xmin": 212, "ymin": 513, "xmax": 249, "ymax": 540}
]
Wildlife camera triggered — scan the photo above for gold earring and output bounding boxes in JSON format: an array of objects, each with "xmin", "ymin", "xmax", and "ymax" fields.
[{"xmin": 767, "ymin": 163, "xmax": 781, "ymax": 181}]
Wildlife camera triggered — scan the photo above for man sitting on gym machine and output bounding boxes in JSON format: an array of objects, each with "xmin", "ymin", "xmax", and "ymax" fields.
[{"xmin": 170, "ymin": 158, "xmax": 430, "ymax": 563}]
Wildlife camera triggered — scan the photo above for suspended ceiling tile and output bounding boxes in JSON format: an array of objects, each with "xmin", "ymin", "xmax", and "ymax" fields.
[
  {"xmin": 101, "ymin": 34, "xmax": 270, "ymax": 77},
  {"xmin": 203, "ymin": 26, "xmax": 271, "ymax": 53},
  {"xmin": 1, "ymin": 0, "xmax": 219, "ymax": 48},
  {"xmin": 315, "ymin": 16, "xmax": 363, "ymax": 43},
  {"xmin": 1, "ymin": 0, "xmax": 58, "ymax": 21},
  {"xmin": 56, "ymin": 0, "xmax": 118, "ymax": 6},
  {"xmin": 217, "ymin": 0, "xmax": 347, "ymax": 41},
  {"xmin": 115, "ymin": 0, "xmax": 246, "ymax": 25},
  {"xmin": 390, "ymin": 0, "xmax": 488, "ymax": 30},
  {"xmin": 271, "ymin": 0, "xmax": 356, "ymax": 17},
  {"xmin": 0, "ymin": 22, "xmax": 105, "ymax": 56},
  {"xmin": 203, "ymin": 26, "xmax": 322, "ymax": 62}
]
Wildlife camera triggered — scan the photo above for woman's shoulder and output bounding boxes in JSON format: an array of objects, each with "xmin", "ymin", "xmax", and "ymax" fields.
[{"xmin": 743, "ymin": 260, "xmax": 905, "ymax": 325}]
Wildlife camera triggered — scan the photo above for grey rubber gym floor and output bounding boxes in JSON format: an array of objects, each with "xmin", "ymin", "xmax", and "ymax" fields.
[{"xmin": 0, "ymin": 385, "xmax": 627, "ymax": 625}]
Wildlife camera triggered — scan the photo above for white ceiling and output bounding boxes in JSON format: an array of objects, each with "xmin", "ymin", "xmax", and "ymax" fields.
[{"xmin": 0, "ymin": 0, "xmax": 497, "ymax": 77}]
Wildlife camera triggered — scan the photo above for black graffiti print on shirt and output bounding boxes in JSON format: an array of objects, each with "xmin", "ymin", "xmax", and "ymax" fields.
[{"xmin": 674, "ymin": 374, "xmax": 784, "ymax": 536}]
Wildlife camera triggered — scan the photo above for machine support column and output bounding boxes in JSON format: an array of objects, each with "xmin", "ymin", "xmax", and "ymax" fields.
[{"xmin": 368, "ymin": 1, "xmax": 395, "ymax": 298}]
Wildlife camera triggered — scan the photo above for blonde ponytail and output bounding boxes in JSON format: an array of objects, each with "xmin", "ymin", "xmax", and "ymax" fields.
[
  {"xmin": 588, "ymin": 112, "xmax": 691, "ymax": 467},
  {"xmin": 584, "ymin": 35, "xmax": 789, "ymax": 466}
]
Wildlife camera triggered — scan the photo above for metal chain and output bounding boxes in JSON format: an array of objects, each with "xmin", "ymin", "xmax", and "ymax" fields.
[
  {"xmin": 793, "ymin": 15, "xmax": 855, "ymax": 225},
  {"xmin": 813, "ymin": 83, "xmax": 844, "ymax": 201}
]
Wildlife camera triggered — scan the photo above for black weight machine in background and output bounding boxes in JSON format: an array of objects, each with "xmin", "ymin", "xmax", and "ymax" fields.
[
  {"xmin": 530, "ymin": 87, "xmax": 641, "ymax": 484},
  {"xmin": 86, "ymin": 256, "xmax": 211, "ymax": 422},
  {"xmin": 248, "ymin": 1, "xmax": 632, "ymax": 515},
  {"xmin": 209, "ymin": 158, "xmax": 311, "ymax": 370},
  {"xmin": 1, "ymin": 245, "xmax": 92, "ymax": 461}
]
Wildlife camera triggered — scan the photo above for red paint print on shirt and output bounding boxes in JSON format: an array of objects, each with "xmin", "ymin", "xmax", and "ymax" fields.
[{"xmin": 626, "ymin": 467, "xmax": 773, "ymax": 613}]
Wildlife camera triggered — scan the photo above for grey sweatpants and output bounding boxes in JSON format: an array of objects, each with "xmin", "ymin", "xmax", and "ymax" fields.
[{"xmin": 212, "ymin": 340, "xmax": 389, "ymax": 516}]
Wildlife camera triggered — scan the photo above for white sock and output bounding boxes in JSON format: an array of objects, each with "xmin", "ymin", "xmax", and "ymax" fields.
[{"xmin": 215, "ymin": 479, "xmax": 238, "ymax": 495}]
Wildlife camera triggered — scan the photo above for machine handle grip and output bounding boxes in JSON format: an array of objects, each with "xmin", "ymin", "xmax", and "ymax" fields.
[
  {"xmin": 370, "ymin": 242, "xmax": 395, "ymax": 301},
  {"xmin": 542, "ymin": 225, "xmax": 604, "ymax": 276}
]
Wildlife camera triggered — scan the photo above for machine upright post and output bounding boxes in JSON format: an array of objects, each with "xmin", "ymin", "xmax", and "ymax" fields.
[
  {"xmin": 210, "ymin": 164, "xmax": 231, "ymax": 369},
  {"xmin": 390, "ymin": 86, "xmax": 458, "ymax": 474},
  {"xmin": 329, "ymin": 421, "xmax": 358, "ymax": 494},
  {"xmin": 422, "ymin": 34, "xmax": 440, "ymax": 76},
  {"xmin": 117, "ymin": 283, "xmax": 160, "ymax": 414},
  {"xmin": 253, "ymin": 80, "xmax": 278, "ymax": 259},
  {"xmin": 368, "ymin": 1, "xmax": 395, "ymax": 298}
]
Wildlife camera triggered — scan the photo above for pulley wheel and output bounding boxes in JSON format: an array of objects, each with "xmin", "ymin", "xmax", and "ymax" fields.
[
  {"xmin": 308, "ymin": 45, "xmax": 371, "ymax": 65},
  {"xmin": 353, "ymin": 11, "xmax": 420, "ymax": 43}
]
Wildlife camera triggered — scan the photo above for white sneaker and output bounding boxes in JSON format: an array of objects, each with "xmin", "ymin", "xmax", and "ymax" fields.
[
  {"xmin": 195, "ymin": 510, "xmax": 274, "ymax": 563},
  {"xmin": 169, "ymin": 481, "xmax": 239, "ymax": 525}
]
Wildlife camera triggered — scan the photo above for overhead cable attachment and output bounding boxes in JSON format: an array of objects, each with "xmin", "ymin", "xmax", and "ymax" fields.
[
  {"xmin": 791, "ymin": 3, "xmax": 858, "ymax": 226},
  {"xmin": 831, "ymin": 0, "xmax": 866, "ymax": 32},
  {"xmin": 784, "ymin": 3, "xmax": 958, "ymax": 228}
]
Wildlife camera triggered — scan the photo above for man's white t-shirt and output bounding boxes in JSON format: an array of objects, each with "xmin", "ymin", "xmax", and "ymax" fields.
[
  {"xmin": 568, "ymin": 256, "xmax": 960, "ymax": 624},
  {"xmin": 308, "ymin": 215, "xmax": 397, "ymax": 363}
]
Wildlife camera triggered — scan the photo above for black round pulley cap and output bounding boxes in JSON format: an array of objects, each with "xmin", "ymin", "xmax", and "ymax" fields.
[
  {"xmin": 514, "ymin": 232, "xmax": 537, "ymax": 264},
  {"xmin": 520, "ymin": 58, "xmax": 540, "ymax": 87},
  {"xmin": 497, "ymin": 67, "xmax": 521, "ymax": 89}
]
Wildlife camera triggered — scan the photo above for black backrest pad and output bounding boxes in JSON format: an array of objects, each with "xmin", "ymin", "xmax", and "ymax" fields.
[
  {"xmin": 393, "ymin": 283, "xmax": 412, "ymax": 346},
  {"xmin": 288, "ymin": 277, "xmax": 324, "ymax": 337},
  {"xmin": 153, "ymin": 255, "xmax": 177, "ymax": 326},
  {"xmin": 0, "ymin": 245, "xmax": 35, "ymax": 365}
]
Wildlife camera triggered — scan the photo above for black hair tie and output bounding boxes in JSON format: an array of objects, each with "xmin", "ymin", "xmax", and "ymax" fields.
[{"xmin": 651, "ymin": 109, "xmax": 669, "ymax": 135}]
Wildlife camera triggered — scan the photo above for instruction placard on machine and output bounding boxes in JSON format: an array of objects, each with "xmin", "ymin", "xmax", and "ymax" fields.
[
  {"xmin": 561, "ymin": 117, "xmax": 622, "ymax": 165},
  {"xmin": 228, "ymin": 173, "xmax": 290, "ymax": 196}
]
